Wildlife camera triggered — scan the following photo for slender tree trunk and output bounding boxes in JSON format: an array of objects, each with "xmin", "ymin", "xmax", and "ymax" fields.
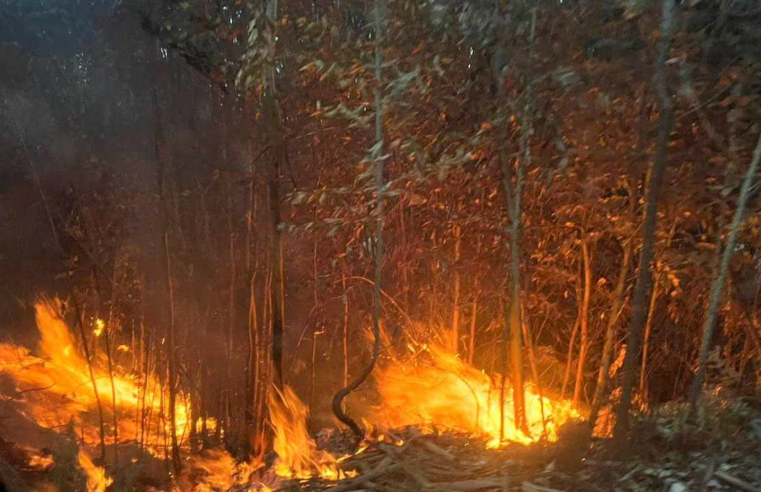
[
  {"xmin": 573, "ymin": 240, "xmax": 593, "ymax": 407},
  {"xmin": 227, "ymin": 181, "xmax": 237, "ymax": 371},
  {"xmin": 615, "ymin": 0, "xmax": 676, "ymax": 441},
  {"xmin": 154, "ymin": 86, "xmax": 181, "ymax": 472},
  {"xmin": 313, "ymin": 232, "xmax": 319, "ymax": 308},
  {"xmin": 690, "ymin": 131, "xmax": 761, "ymax": 408},
  {"xmin": 561, "ymin": 317, "xmax": 580, "ymax": 400},
  {"xmin": 246, "ymin": 148, "xmax": 260, "ymax": 455},
  {"xmin": 72, "ymin": 299, "xmax": 107, "ymax": 461},
  {"xmin": 468, "ymin": 298, "xmax": 478, "ymax": 365},
  {"xmin": 497, "ymin": 8, "xmax": 536, "ymax": 437},
  {"xmin": 308, "ymin": 329, "xmax": 319, "ymax": 431},
  {"xmin": 102, "ymin": 315, "xmax": 119, "ymax": 466},
  {"xmin": 400, "ymin": 204, "xmax": 411, "ymax": 309},
  {"xmin": 451, "ymin": 224, "xmax": 462, "ymax": 353},
  {"xmin": 522, "ymin": 317, "xmax": 547, "ymax": 437},
  {"xmin": 256, "ymin": 0, "xmax": 286, "ymax": 390},
  {"xmin": 342, "ymin": 272, "xmax": 350, "ymax": 389},
  {"xmin": 589, "ymin": 241, "xmax": 631, "ymax": 428},
  {"xmin": 332, "ymin": 0, "xmax": 385, "ymax": 443},
  {"xmin": 639, "ymin": 272, "xmax": 660, "ymax": 405},
  {"xmin": 23, "ymin": 149, "xmax": 63, "ymax": 254}
]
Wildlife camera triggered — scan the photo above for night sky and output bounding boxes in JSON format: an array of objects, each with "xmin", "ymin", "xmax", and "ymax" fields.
[{"xmin": 0, "ymin": 0, "xmax": 116, "ymax": 55}]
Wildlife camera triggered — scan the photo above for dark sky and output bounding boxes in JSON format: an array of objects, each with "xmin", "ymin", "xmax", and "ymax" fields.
[{"xmin": 0, "ymin": 0, "xmax": 117, "ymax": 55}]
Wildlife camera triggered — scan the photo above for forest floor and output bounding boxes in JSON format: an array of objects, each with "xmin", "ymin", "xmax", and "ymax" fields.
[
  {"xmin": 1, "ymin": 390, "xmax": 760, "ymax": 491},
  {"xmin": 277, "ymin": 391, "xmax": 761, "ymax": 492}
]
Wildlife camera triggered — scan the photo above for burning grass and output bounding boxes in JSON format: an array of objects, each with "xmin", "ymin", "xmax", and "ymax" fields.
[
  {"xmin": 0, "ymin": 300, "xmax": 190, "ymax": 454},
  {"xmin": 371, "ymin": 343, "xmax": 579, "ymax": 446},
  {"xmin": 0, "ymin": 302, "xmax": 584, "ymax": 491}
]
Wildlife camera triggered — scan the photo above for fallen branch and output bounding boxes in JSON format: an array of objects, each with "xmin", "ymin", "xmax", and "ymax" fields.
[
  {"xmin": 331, "ymin": 460, "xmax": 400, "ymax": 492},
  {"xmin": 420, "ymin": 439, "xmax": 456, "ymax": 461},
  {"xmin": 521, "ymin": 482, "xmax": 565, "ymax": 492},
  {"xmin": 714, "ymin": 470, "xmax": 760, "ymax": 492},
  {"xmin": 443, "ymin": 478, "xmax": 507, "ymax": 491}
]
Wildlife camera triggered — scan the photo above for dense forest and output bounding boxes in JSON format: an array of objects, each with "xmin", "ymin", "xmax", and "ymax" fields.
[{"xmin": 2, "ymin": 0, "xmax": 761, "ymax": 491}]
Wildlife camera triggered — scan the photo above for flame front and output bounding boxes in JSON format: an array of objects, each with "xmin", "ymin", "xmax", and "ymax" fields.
[
  {"xmin": 78, "ymin": 449, "xmax": 113, "ymax": 492},
  {"xmin": 269, "ymin": 385, "xmax": 343, "ymax": 479},
  {"xmin": 0, "ymin": 300, "xmax": 190, "ymax": 455},
  {"xmin": 373, "ymin": 344, "xmax": 578, "ymax": 446}
]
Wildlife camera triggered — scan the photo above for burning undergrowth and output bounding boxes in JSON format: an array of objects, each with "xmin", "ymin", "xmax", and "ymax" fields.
[
  {"xmin": 0, "ymin": 300, "xmax": 192, "ymax": 490},
  {"xmin": 371, "ymin": 341, "xmax": 579, "ymax": 446},
  {"xmin": 0, "ymin": 302, "xmax": 582, "ymax": 491}
]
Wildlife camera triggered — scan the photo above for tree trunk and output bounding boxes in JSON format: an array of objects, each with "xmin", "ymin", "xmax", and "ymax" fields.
[
  {"xmin": 154, "ymin": 86, "xmax": 181, "ymax": 473},
  {"xmin": 468, "ymin": 298, "xmax": 478, "ymax": 365},
  {"xmin": 639, "ymin": 272, "xmax": 660, "ymax": 406},
  {"xmin": 690, "ymin": 130, "xmax": 761, "ymax": 408},
  {"xmin": 246, "ymin": 148, "xmax": 260, "ymax": 455},
  {"xmin": 614, "ymin": 0, "xmax": 676, "ymax": 441},
  {"xmin": 561, "ymin": 316, "xmax": 580, "ymax": 400},
  {"xmin": 522, "ymin": 317, "xmax": 547, "ymax": 437},
  {"xmin": 23, "ymin": 148, "xmax": 62, "ymax": 254},
  {"xmin": 331, "ymin": 0, "xmax": 385, "ymax": 443},
  {"xmin": 573, "ymin": 240, "xmax": 593, "ymax": 407},
  {"xmin": 227, "ymin": 181, "xmax": 237, "ymax": 374},
  {"xmin": 308, "ymin": 329, "xmax": 319, "ymax": 431},
  {"xmin": 342, "ymin": 272, "xmax": 350, "ymax": 389},
  {"xmin": 589, "ymin": 241, "xmax": 631, "ymax": 428},
  {"xmin": 72, "ymin": 299, "xmax": 107, "ymax": 461},
  {"xmin": 497, "ymin": 7, "xmax": 536, "ymax": 438},
  {"xmin": 451, "ymin": 223, "xmax": 462, "ymax": 353},
  {"xmin": 256, "ymin": 0, "xmax": 286, "ymax": 391}
]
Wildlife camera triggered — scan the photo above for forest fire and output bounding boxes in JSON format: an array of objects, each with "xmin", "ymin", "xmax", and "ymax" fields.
[
  {"xmin": 0, "ymin": 300, "xmax": 190, "ymax": 456},
  {"xmin": 372, "ymin": 344, "xmax": 579, "ymax": 446},
  {"xmin": 78, "ymin": 449, "xmax": 113, "ymax": 492},
  {"xmin": 6, "ymin": 0, "xmax": 761, "ymax": 490},
  {"xmin": 0, "ymin": 301, "xmax": 578, "ymax": 491},
  {"xmin": 268, "ymin": 385, "xmax": 346, "ymax": 480}
]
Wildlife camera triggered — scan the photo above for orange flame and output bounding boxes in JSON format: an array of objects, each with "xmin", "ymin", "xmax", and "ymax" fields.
[
  {"xmin": 186, "ymin": 448, "xmax": 262, "ymax": 491},
  {"xmin": 78, "ymin": 449, "xmax": 112, "ymax": 492},
  {"xmin": 268, "ymin": 385, "xmax": 345, "ymax": 480},
  {"xmin": 0, "ymin": 300, "xmax": 190, "ymax": 455},
  {"xmin": 372, "ymin": 344, "xmax": 579, "ymax": 446}
]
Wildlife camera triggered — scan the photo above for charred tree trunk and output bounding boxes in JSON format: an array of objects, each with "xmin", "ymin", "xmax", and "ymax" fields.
[
  {"xmin": 614, "ymin": 0, "xmax": 676, "ymax": 441},
  {"xmin": 332, "ymin": 0, "xmax": 385, "ymax": 443},
  {"xmin": 690, "ymin": 131, "xmax": 761, "ymax": 409}
]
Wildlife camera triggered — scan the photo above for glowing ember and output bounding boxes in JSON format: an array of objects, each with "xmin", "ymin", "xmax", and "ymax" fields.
[
  {"xmin": 78, "ymin": 449, "xmax": 112, "ymax": 492},
  {"xmin": 372, "ymin": 344, "xmax": 579, "ymax": 446},
  {"xmin": 93, "ymin": 319, "xmax": 105, "ymax": 337},
  {"xmin": 26, "ymin": 449, "xmax": 55, "ymax": 471}
]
